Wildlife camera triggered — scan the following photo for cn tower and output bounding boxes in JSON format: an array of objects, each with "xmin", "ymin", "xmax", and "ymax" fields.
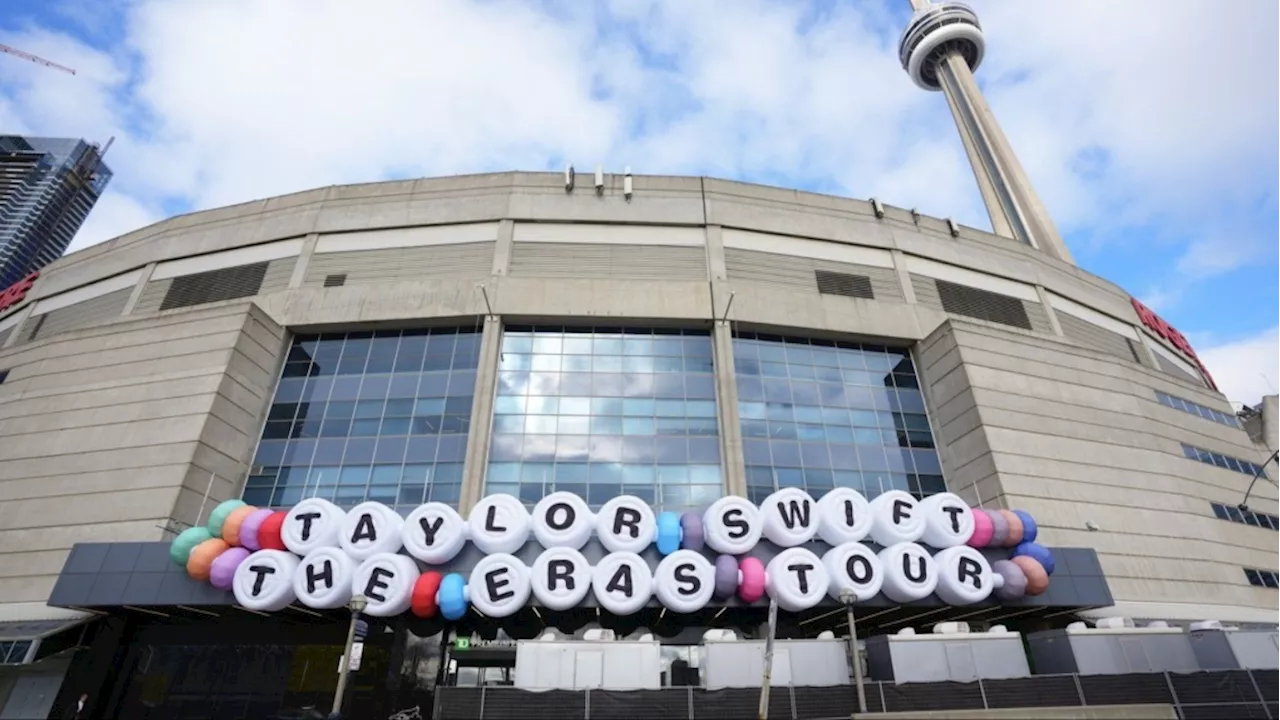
[{"xmin": 899, "ymin": 1, "xmax": 1075, "ymax": 265}]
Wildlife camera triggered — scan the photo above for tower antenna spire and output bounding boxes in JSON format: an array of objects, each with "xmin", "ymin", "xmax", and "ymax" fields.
[{"xmin": 898, "ymin": 0, "xmax": 1073, "ymax": 265}]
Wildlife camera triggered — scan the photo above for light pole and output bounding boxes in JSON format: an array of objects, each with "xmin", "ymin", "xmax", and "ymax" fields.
[
  {"xmin": 332, "ymin": 595, "xmax": 367, "ymax": 716},
  {"xmin": 1238, "ymin": 450, "xmax": 1279, "ymax": 514},
  {"xmin": 840, "ymin": 589, "xmax": 868, "ymax": 716}
]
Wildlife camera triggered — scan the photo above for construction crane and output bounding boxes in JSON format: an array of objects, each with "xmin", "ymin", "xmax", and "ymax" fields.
[{"xmin": 0, "ymin": 43, "xmax": 76, "ymax": 75}]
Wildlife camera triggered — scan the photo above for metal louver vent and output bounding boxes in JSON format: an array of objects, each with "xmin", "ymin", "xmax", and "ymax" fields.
[
  {"xmin": 160, "ymin": 262, "xmax": 268, "ymax": 311},
  {"xmin": 323, "ymin": 273, "xmax": 347, "ymax": 288},
  {"xmin": 814, "ymin": 270, "xmax": 875, "ymax": 299},
  {"xmin": 935, "ymin": 279, "xmax": 1031, "ymax": 330}
]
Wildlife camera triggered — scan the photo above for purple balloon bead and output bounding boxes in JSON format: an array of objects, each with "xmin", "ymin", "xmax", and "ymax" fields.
[
  {"xmin": 713, "ymin": 555, "xmax": 738, "ymax": 598},
  {"xmin": 680, "ymin": 512, "xmax": 705, "ymax": 551},
  {"xmin": 239, "ymin": 508, "xmax": 274, "ymax": 551},
  {"xmin": 986, "ymin": 509, "xmax": 1009, "ymax": 547},
  {"xmin": 992, "ymin": 559, "xmax": 1027, "ymax": 601},
  {"xmin": 209, "ymin": 547, "xmax": 251, "ymax": 590}
]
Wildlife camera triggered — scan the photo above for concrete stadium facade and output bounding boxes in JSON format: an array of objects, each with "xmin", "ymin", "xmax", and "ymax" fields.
[{"xmin": 0, "ymin": 171, "xmax": 1275, "ymax": 637}]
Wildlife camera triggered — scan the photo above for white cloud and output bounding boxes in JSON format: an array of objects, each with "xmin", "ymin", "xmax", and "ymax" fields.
[
  {"xmin": 973, "ymin": 0, "xmax": 1278, "ymax": 243},
  {"xmin": 1198, "ymin": 327, "xmax": 1280, "ymax": 408},
  {"xmin": 67, "ymin": 190, "xmax": 161, "ymax": 252},
  {"xmin": 0, "ymin": 0, "xmax": 1275, "ymax": 290}
]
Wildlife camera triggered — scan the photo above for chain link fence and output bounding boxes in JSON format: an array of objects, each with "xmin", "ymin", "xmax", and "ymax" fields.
[{"xmin": 435, "ymin": 669, "xmax": 1278, "ymax": 720}]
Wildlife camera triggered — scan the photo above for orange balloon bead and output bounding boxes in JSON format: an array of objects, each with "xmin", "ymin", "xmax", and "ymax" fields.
[
  {"xmin": 999, "ymin": 509, "xmax": 1024, "ymax": 547},
  {"xmin": 187, "ymin": 538, "xmax": 230, "ymax": 581},
  {"xmin": 1011, "ymin": 555, "xmax": 1049, "ymax": 596},
  {"xmin": 221, "ymin": 505, "xmax": 257, "ymax": 546}
]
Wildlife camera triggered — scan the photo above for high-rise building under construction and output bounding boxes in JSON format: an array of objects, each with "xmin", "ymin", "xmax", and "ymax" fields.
[{"xmin": 0, "ymin": 135, "xmax": 112, "ymax": 288}]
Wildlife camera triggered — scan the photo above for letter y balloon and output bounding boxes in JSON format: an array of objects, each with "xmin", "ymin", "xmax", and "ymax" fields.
[{"xmin": 173, "ymin": 492, "xmax": 1054, "ymax": 618}]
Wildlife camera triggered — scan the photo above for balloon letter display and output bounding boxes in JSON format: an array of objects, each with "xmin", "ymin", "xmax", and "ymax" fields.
[
  {"xmin": 816, "ymin": 488, "xmax": 872, "ymax": 546},
  {"xmin": 760, "ymin": 489, "xmax": 819, "ymax": 547},
  {"xmin": 766, "ymin": 547, "xmax": 829, "ymax": 612},
  {"xmin": 823, "ymin": 542, "xmax": 884, "ymax": 603},
  {"xmin": 234, "ymin": 550, "xmax": 300, "ymax": 612},
  {"xmin": 531, "ymin": 547, "xmax": 591, "ymax": 611},
  {"xmin": 654, "ymin": 550, "xmax": 715, "ymax": 614},
  {"xmin": 469, "ymin": 554, "xmax": 532, "ymax": 618},
  {"xmin": 282, "ymin": 498, "xmax": 345, "ymax": 556},
  {"xmin": 596, "ymin": 496, "xmax": 656, "ymax": 554},
  {"xmin": 352, "ymin": 553, "xmax": 418, "ymax": 617},
  {"xmin": 468, "ymin": 494, "xmax": 531, "ymax": 554},
  {"xmin": 339, "ymin": 502, "xmax": 405, "ymax": 561},
  {"xmin": 402, "ymin": 503, "xmax": 468, "ymax": 564},
  {"xmin": 532, "ymin": 492, "xmax": 594, "ymax": 550},
  {"xmin": 592, "ymin": 552, "xmax": 652, "ymax": 615},
  {"xmin": 703, "ymin": 496, "xmax": 762, "ymax": 555},
  {"xmin": 294, "ymin": 546, "xmax": 356, "ymax": 609},
  {"xmin": 878, "ymin": 542, "xmax": 937, "ymax": 603}
]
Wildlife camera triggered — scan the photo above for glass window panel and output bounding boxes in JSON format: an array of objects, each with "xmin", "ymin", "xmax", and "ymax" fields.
[
  {"xmin": 485, "ymin": 327, "xmax": 717, "ymax": 510},
  {"xmin": 242, "ymin": 487, "xmax": 273, "ymax": 506},
  {"xmin": 370, "ymin": 465, "xmax": 401, "ymax": 486},
  {"xmin": 359, "ymin": 374, "xmax": 392, "ymax": 398},
  {"xmin": 246, "ymin": 330, "xmax": 481, "ymax": 511},
  {"xmin": 387, "ymin": 374, "xmax": 420, "ymax": 398},
  {"xmin": 591, "ymin": 463, "xmax": 623, "ymax": 484},
  {"xmin": 736, "ymin": 335, "xmax": 946, "ymax": 498}
]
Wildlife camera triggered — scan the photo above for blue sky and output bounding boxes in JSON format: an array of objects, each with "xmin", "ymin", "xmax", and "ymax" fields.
[{"xmin": 1, "ymin": 0, "xmax": 1276, "ymax": 403}]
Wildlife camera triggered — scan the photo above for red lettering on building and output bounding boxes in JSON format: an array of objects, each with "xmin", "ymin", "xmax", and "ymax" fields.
[
  {"xmin": 1131, "ymin": 297, "xmax": 1218, "ymax": 391},
  {"xmin": 0, "ymin": 271, "xmax": 38, "ymax": 314}
]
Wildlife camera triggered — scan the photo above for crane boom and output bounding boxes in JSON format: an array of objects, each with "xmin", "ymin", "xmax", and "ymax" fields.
[{"xmin": 0, "ymin": 43, "xmax": 76, "ymax": 75}]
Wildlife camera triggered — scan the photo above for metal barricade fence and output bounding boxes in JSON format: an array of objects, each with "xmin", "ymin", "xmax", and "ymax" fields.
[{"xmin": 435, "ymin": 669, "xmax": 1278, "ymax": 720}]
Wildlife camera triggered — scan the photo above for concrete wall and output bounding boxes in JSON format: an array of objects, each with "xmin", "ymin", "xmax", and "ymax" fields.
[
  {"xmin": 917, "ymin": 320, "xmax": 1279, "ymax": 624},
  {"xmin": 0, "ymin": 302, "xmax": 284, "ymax": 603},
  {"xmin": 0, "ymin": 171, "xmax": 1270, "ymax": 624}
]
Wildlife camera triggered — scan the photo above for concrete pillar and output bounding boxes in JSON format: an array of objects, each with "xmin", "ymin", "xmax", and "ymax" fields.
[
  {"xmin": 713, "ymin": 317, "xmax": 747, "ymax": 498},
  {"xmin": 491, "ymin": 219, "xmax": 514, "ymax": 276},
  {"xmin": 704, "ymin": 225, "xmax": 728, "ymax": 282},
  {"xmin": 1262, "ymin": 395, "xmax": 1278, "ymax": 454},
  {"xmin": 459, "ymin": 314, "xmax": 503, "ymax": 514},
  {"xmin": 121, "ymin": 262, "xmax": 156, "ymax": 316},
  {"xmin": 288, "ymin": 233, "xmax": 320, "ymax": 289},
  {"xmin": 1034, "ymin": 285, "xmax": 1064, "ymax": 336},
  {"xmin": 1, "ymin": 304, "xmax": 34, "ymax": 349},
  {"xmin": 890, "ymin": 250, "xmax": 917, "ymax": 305}
]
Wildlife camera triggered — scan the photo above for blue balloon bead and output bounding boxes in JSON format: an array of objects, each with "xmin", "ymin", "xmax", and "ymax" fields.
[
  {"xmin": 1039, "ymin": 548, "xmax": 1055, "ymax": 576},
  {"xmin": 656, "ymin": 511, "xmax": 682, "ymax": 556},
  {"xmin": 1012, "ymin": 541, "xmax": 1055, "ymax": 576},
  {"xmin": 1012, "ymin": 510, "xmax": 1038, "ymax": 543},
  {"xmin": 438, "ymin": 573, "xmax": 468, "ymax": 620}
]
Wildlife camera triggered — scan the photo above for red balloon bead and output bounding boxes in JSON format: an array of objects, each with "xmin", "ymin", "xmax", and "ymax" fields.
[
  {"xmin": 412, "ymin": 571, "xmax": 443, "ymax": 618},
  {"xmin": 258, "ymin": 511, "xmax": 288, "ymax": 551}
]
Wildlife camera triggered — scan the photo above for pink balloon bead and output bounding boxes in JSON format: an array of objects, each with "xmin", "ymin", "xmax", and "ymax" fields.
[
  {"xmin": 209, "ymin": 547, "xmax": 251, "ymax": 590},
  {"xmin": 738, "ymin": 556, "xmax": 766, "ymax": 603},
  {"xmin": 239, "ymin": 508, "xmax": 275, "ymax": 551},
  {"xmin": 967, "ymin": 507, "xmax": 994, "ymax": 548}
]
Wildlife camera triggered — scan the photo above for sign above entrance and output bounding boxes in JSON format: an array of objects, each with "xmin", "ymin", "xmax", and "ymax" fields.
[
  {"xmin": 1131, "ymin": 297, "xmax": 1218, "ymax": 390},
  {"xmin": 0, "ymin": 271, "xmax": 38, "ymax": 314},
  {"xmin": 168, "ymin": 490, "xmax": 1054, "ymax": 620}
]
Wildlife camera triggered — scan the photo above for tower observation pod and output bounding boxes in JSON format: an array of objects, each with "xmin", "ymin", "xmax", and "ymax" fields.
[{"xmin": 899, "ymin": 1, "xmax": 1075, "ymax": 265}]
